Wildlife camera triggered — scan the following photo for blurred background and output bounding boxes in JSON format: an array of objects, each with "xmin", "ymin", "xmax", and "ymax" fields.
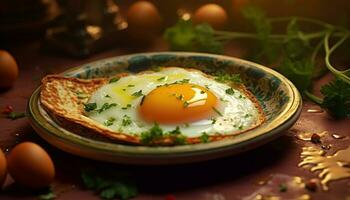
[{"xmin": 0, "ymin": 0, "xmax": 349, "ymax": 57}]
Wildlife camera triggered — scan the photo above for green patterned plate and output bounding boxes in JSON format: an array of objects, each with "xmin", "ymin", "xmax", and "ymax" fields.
[{"xmin": 27, "ymin": 52, "xmax": 301, "ymax": 165}]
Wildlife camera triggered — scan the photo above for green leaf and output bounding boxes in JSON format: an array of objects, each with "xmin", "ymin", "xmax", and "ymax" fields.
[
  {"xmin": 37, "ymin": 188, "xmax": 56, "ymax": 200},
  {"xmin": 140, "ymin": 124, "xmax": 164, "ymax": 144},
  {"xmin": 164, "ymin": 19, "xmax": 196, "ymax": 51},
  {"xmin": 122, "ymin": 115, "xmax": 132, "ymax": 126},
  {"xmin": 215, "ymin": 73, "xmax": 242, "ymax": 84},
  {"xmin": 168, "ymin": 126, "xmax": 181, "ymax": 135},
  {"xmin": 81, "ymin": 169, "xmax": 138, "ymax": 200},
  {"xmin": 200, "ymin": 132, "xmax": 209, "ymax": 143},
  {"xmin": 132, "ymin": 90, "xmax": 143, "ymax": 98},
  {"xmin": 7, "ymin": 111, "xmax": 26, "ymax": 120},
  {"xmin": 109, "ymin": 77, "xmax": 120, "ymax": 83},
  {"xmin": 84, "ymin": 103, "xmax": 97, "ymax": 112},
  {"xmin": 279, "ymin": 58, "xmax": 314, "ymax": 92},
  {"xmin": 225, "ymin": 88, "xmax": 235, "ymax": 95},
  {"xmin": 320, "ymin": 78, "xmax": 350, "ymax": 119},
  {"xmin": 97, "ymin": 103, "xmax": 117, "ymax": 113},
  {"xmin": 163, "ymin": 19, "xmax": 224, "ymax": 54}
]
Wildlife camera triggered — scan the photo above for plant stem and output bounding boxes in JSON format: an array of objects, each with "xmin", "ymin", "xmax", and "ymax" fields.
[
  {"xmin": 324, "ymin": 31, "xmax": 350, "ymax": 84},
  {"xmin": 304, "ymin": 91, "xmax": 323, "ymax": 105}
]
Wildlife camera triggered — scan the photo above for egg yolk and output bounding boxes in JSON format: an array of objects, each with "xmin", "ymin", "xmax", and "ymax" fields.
[{"xmin": 139, "ymin": 83, "xmax": 218, "ymax": 124}]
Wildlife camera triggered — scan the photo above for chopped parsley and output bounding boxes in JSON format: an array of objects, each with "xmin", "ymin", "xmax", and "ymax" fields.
[
  {"xmin": 244, "ymin": 114, "xmax": 252, "ymax": 118},
  {"xmin": 122, "ymin": 115, "xmax": 132, "ymax": 126},
  {"xmin": 168, "ymin": 126, "xmax": 181, "ymax": 135},
  {"xmin": 84, "ymin": 103, "xmax": 97, "ymax": 112},
  {"xmin": 81, "ymin": 169, "xmax": 138, "ymax": 200},
  {"xmin": 225, "ymin": 88, "xmax": 235, "ymax": 95},
  {"xmin": 215, "ymin": 73, "xmax": 242, "ymax": 84},
  {"xmin": 238, "ymin": 125, "xmax": 244, "ymax": 130},
  {"xmin": 212, "ymin": 107, "xmax": 223, "ymax": 116},
  {"xmin": 140, "ymin": 96, "xmax": 146, "ymax": 105},
  {"xmin": 132, "ymin": 90, "xmax": 143, "ymax": 98},
  {"xmin": 104, "ymin": 117, "xmax": 116, "ymax": 126},
  {"xmin": 174, "ymin": 135, "xmax": 187, "ymax": 145},
  {"xmin": 122, "ymin": 104, "xmax": 132, "ymax": 110},
  {"xmin": 127, "ymin": 85, "xmax": 135, "ymax": 87},
  {"xmin": 109, "ymin": 77, "xmax": 120, "ymax": 83},
  {"xmin": 178, "ymin": 79, "xmax": 190, "ymax": 84},
  {"xmin": 211, "ymin": 118, "xmax": 216, "ymax": 124},
  {"xmin": 183, "ymin": 101, "xmax": 189, "ymax": 108},
  {"xmin": 219, "ymin": 97, "xmax": 228, "ymax": 102},
  {"xmin": 200, "ymin": 132, "xmax": 209, "ymax": 143},
  {"xmin": 105, "ymin": 94, "xmax": 112, "ymax": 98},
  {"xmin": 97, "ymin": 103, "xmax": 117, "ymax": 113},
  {"xmin": 200, "ymin": 90, "xmax": 205, "ymax": 94},
  {"xmin": 140, "ymin": 124, "xmax": 164, "ymax": 145},
  {"xmin": 157, "ymin": 76, "xmax": 166, "ymax": 81}
]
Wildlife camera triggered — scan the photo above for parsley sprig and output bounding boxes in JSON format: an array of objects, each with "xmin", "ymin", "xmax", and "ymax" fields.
[
  {"xmin": 81, "ymin": 169, "xmax": 137, "ymax": 200},
  {"xmin": 164, "ymin": 6, "xmax": 350, "ymax": 119}
]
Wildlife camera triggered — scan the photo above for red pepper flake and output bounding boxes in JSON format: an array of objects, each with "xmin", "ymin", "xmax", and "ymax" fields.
[
  {"xmin": 2, "ymin": 105, "xmax": 13, "ymax": 114},
  {"xmin": 305, "ymin": 179, "xmax": 318, "ymax": 191},
  {"xmin": 311, "ymin": 133, "xmax": 321, "ymax": 144},
  {"xmin": 165, "ymin": 194, "xmax": 176, "ymax": 200}
]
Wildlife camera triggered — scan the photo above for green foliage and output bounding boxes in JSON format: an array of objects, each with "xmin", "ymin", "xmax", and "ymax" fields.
[
  {"xmin": 164, "ymin": 19, "xmax": 224, "ymax": 54},
  {"xmin": 320, "ymin": 79, "xmax": 350, "ymax": 119},
  {"xmin": 81, "ymin": 169, "xmax": 137, "ymax": 200}
]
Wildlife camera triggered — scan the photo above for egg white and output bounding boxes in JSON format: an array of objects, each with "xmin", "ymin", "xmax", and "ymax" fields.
[{"xmin": 87, "ymin": 68, "xmax": 261, "ymax": 137}]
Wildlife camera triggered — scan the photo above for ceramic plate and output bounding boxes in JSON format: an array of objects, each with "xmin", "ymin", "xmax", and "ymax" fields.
[{"xmin": 27, "ymin": 52, "xmax": 302, "ymax": 165}]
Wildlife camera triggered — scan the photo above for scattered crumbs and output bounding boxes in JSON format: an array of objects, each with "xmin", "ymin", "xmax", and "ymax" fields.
[{"xmin": 311, "ymin": 133, "xmax": 321, "ymax": 144}]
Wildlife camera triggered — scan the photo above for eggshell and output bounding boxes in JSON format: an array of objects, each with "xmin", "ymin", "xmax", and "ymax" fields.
[
  {"xmin": 193, "ymin": 4, "xmax": 228, "ymax": 29},
  {"xmin": 0, "ymin": 50, "xmax": 19, "ymax": 89},
  {"xmin": 7, "ymin": 142, "xmax": 55, "ymax": 189},
  {"xmin": 0, "ymin": 149, "xmax": 7, "ymax": 187},
  {"xmin": 126, "ymin": 1, "xmax": 162, "ymax": 43}
]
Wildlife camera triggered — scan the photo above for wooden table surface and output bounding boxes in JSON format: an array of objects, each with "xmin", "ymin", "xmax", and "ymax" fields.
[{"xmin": 1, "ymin": 39, "xmax": 350, "ymax": 200}]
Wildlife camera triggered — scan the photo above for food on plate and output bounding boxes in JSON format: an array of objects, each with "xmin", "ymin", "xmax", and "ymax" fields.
[
  {"xmin": 7, "ymin": 142, "xmax": 55, "ymax": 189},
  {"xmin": 0, "ymin": 50, "xmax": 19, "ymax": 88},
  {"xmin": 193, "ymin": 3, "xmax": 228, "ymax": 29},
  {"xmin": 0, "ymin": 148, "xmax": 7, "ymax": 186},
  {"xmin": 40, "ymin": 67, "xmax": 265, "ymax": 145}
]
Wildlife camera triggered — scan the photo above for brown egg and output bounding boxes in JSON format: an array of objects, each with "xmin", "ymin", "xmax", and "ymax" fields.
[
  {"xmin": 0, "ymin": 149, "xmax": 7, "ymax": 187},
  {"xmin": 126, "ymin": 1, "xmax": 162, "ymax": 43},
  {"xmin": 0, "ymin": 50, "xmax": 18, "ymax": 89},
  {"xmin": 7, "ymin": 142, "xmax": 55, "ymax": 189},
  {"xmin": 193, "ymin": 4, "xmax": 228, "ymax": 29}
]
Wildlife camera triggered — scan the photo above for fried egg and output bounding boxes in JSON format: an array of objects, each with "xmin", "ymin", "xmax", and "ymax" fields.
[{"xmin": 86, "ymin": 67, "xmax": 262, "ymax": 137}]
